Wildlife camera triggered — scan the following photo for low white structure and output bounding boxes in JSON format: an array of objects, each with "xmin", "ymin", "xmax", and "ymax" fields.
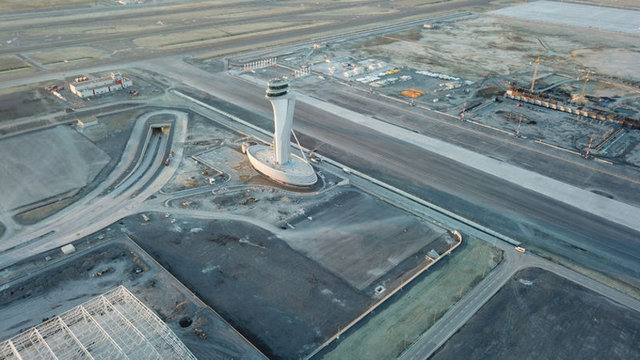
[
  {"xmin": 60, "ymin": 243, "xmax": 76, "ymax": 255},
  {"xmin": 69, "ymin": 72, "xmax": 132, "ymax": 98},
  {"xmin": 247, "ymin": 79, "xmax": 317, "ymax": 186}
]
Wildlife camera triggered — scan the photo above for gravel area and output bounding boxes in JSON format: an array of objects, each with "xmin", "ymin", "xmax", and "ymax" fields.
[{"xmin": 432, "ymin": 267, "xmax": 640, "ymax": 360}]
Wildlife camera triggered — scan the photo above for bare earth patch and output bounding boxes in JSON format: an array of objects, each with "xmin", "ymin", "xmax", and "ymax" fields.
[
  {"xmin": 28, "ymin": 46, "xmax": 106, "ymax": 65},
  {"xmin": 0, "ymin": 56, "xmax": 30, "ymax": 73},
  {"xmin": 431, "ymin": 267, "xmax": 640, "ymax": 360}
]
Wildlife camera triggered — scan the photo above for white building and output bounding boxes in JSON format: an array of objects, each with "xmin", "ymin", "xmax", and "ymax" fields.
[
  {"xmin": 70, "ymin": 72, "xmax": 133, "ymax": 98},
  {"xmin": 246, "ymin": 79, "xmax": 317, "ymax": 186}
]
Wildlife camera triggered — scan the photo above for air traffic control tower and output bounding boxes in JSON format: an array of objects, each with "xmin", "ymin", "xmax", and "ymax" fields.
[{"xmin": 246, "ymin": 79, "xmax": 317, "ymax": 186}]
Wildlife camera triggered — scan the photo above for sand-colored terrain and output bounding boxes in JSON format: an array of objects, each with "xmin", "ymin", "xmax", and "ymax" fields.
[
  {"xmin": 0, "ymin": 55, "xmax": 30, "ymax": 73},
  {"xmin": 0, "ymin": 0, "xmax": 93, "ymax": 12},
  {"xmin": 28, "ymin": 46, "xmax": 106, "ymax": 65},
  {"xmin": 135, "ymin": 21, "xmax": 330, "ymax": 49}
]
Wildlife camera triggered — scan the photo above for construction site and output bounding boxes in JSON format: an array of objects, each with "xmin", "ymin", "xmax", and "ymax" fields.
[
  {"xmin": 225, "ymin": 5, "xmax": 640, "ymax": 175},
  {"xmin": 1, "ymin": 0, "xmax": 640, "ymax": 359},
  {"xmin": 0, "ymin": 86, "xmax": 464, "ymax": 359}
]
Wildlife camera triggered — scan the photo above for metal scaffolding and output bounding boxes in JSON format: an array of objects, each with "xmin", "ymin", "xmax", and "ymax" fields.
[{"xmin": 0, "ymin": 286, "xmax": 197, "ymax": 360}]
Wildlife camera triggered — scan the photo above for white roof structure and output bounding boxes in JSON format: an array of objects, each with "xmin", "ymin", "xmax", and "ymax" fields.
[{"xmin": 0, "ymin": 286, "xmax": 197, "ymax": 360}]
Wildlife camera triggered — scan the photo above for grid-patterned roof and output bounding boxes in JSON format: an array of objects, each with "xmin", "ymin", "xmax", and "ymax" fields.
[{"xmin": 0, "ymin": 286, "xmax": 197, "ymax": 360}]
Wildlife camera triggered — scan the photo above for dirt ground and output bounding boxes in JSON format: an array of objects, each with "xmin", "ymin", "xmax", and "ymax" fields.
[
  {"xmin": 167, "ymin": 139, "xmax": 453, "ymax": 295},
  {"xmin": 431, "ymin": 267, "xmax": 640, "ymax": 360},
  {"xmin": 28, "ymin": 46, "xmax": 106, "ymax": 66},
  {"xmin": 183, "ymin": 113, "xmax": 238, "ymax": 155},
  {"xmin": 474, "ymin": 100, "xmax": 613, "ymax": 152},
  {"xmin": 0, "ymin": 242, "xmax": 148, "ymax": 340},
  {"xmin": 0, "ymin": 125, "xmax": 110, "ymax": 212},
  {"xmin": 161, "ymin": 114, "xmax": 236, "ymax": 193},
  {"xmin": 10, "ymin": 107, "xmax": 142, "ymax": 225},
  {"xmin": 0, "ymin": 56, "xmax": 30, "ymax": 73},
  {"xmin": 285, "ymin": 189, "xmax": 448, "ymax": 290},
  {"xmin": 79, "ymin": 107, "xmax": 145, "ymax": 145},
  {"xmin": 348, "ymin": 15, "xmax": 640, "ymax": 82},
  {"xmin": 168, "ymin": 157, "xmax": 341, "ymax": 228},
  {"xmin": 0, "ymin": 235, "xmax": 264, "ymax": 359},
  {"xmin": 0, "ymin": 88, "xmax": 65, "ymax": 120},
  {"xmin": 124, "ymin": 213, "xmax": 369, "ymax": 360},
  {"xmin": 259, "ymin": 8, "xmax": 639, "ymax": 170},
  {"xmin": 290, "ymin": 9, "xmax": 640, "ymax": 114},
  {"xmin": 0, "ymin": 0, "xmax": 94, "ymax": 11},
  {"xmin": 124, "ymin": 183, "xmax": 457, "ymax": 359},
  {"xmin": 317, "ymin": 236, "xmax": 502, "ymax": 360}
]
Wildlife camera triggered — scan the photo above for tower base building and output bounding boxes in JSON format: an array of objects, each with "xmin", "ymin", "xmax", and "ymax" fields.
[
  {"xmin": 247, "ymin": 145, "xmax": 317, "ymax": 186},
  {"xmin": 247, "ymin": 79, "xmax": 317, "ymax": 186}
]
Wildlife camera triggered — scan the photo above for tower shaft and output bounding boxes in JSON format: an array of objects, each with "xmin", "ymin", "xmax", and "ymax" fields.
[{"xmin": 270, "ymin": 96, "xmax": 295, "ymax": 164}]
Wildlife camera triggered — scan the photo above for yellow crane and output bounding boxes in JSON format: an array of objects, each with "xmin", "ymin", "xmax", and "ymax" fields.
[
  {"xmin": 579, "ymin": 71, "xmax": 590, "ymax": 101},
  {"xmin": 530, "ymin": 56, "xmax": 540, "ymax": 92},
  {"xmin": 572, "ymin": 71, "xmax": 590, "ymax": 105}
]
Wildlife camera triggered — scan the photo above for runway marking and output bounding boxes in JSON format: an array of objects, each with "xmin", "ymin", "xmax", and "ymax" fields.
[
  {"xmin": 535, "ymin": 140, "xmax": 582, "ymax": 156},
  {"xmin": 595, "ymin": 158, "xmax": 614, "ymax": 165}
]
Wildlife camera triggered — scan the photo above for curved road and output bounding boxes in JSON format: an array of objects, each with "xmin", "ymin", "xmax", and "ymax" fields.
[{"xmin": 0, "ymin": 110, "xmax": 188, "ymax": 269}]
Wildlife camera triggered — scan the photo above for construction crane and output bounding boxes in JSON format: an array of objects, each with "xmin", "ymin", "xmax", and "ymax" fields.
[
  {"xmin": 572, "ymin": 71, "xmax": 590, "ymax": 105},
  {"xmin": 530, "ymin": 56, "xmax": 540, "ymax": 92},
  {"xmin": 579, "ymin": 71, "xmax": 590, "ymax": 102}
]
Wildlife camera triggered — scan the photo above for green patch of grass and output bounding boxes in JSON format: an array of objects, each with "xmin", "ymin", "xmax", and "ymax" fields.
[
  {"xmin": 320, "ymin": 236, "xmax": 503, "ymax": 360},
  {"xmin": 14, "ymin": 197, "xmax": 76, "ymax": 225}
]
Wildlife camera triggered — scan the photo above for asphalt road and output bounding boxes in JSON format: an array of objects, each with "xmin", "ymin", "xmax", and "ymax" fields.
[{"xmin": 155, "ymin": 63, "xmax": 640, "ymax": 290}]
